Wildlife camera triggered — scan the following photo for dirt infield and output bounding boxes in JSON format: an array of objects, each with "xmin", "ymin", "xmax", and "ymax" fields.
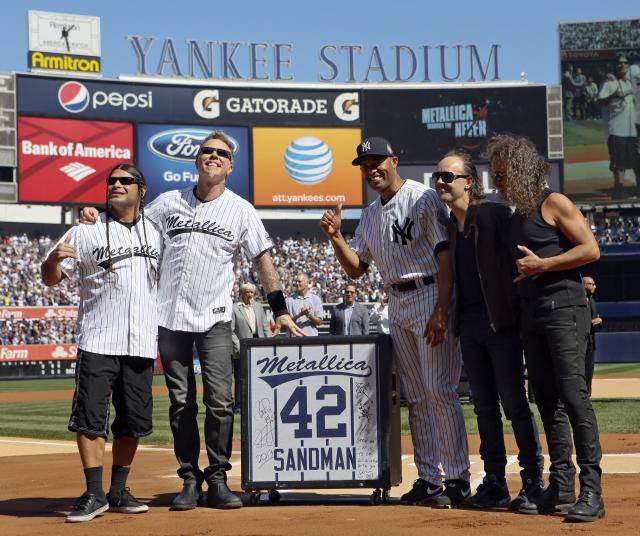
[{"xmin": 1, "ymin": 434, "xmax": 639, "ymax": 536}]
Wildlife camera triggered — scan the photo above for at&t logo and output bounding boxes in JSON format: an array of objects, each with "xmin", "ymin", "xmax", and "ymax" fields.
[{"xmin": 284, "ymin": 136, "xmax": 333, "ymax": 185}]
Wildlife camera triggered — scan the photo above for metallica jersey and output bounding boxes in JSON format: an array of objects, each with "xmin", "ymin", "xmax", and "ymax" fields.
[
  {"xmin": 353, "ymin": 180, "xmax": 449, "ymax": 286},
  {"xmin": 55, "ymin": 213, "xmax": 162, "ymax": 358},
  {"xmin": 144, "ymin": 186, "xmax": 273, "ymax": 332}
]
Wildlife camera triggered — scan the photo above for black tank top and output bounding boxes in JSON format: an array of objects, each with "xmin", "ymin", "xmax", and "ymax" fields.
[{"xmin": 509, "ymin": 189, "xmax": 586, "ymax": 310}]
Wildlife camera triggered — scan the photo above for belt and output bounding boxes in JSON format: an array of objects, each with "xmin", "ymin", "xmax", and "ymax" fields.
[{"xmin": 391, "ymin": 275, "xmax": 435, "ymax": 292}]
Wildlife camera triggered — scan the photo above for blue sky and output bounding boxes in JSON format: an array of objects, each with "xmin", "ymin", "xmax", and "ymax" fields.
[{"xmin": 2, "ymin": 1, "xmax": 637, "ymax": 83}]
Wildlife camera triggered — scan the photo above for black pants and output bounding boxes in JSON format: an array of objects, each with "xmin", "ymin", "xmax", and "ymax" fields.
[
  {"xmin": 460, "ymin": 310, "xmax": 543, "ymax": 480},
  {"xmin": 159, "ymin": 322, "xmax": 234, "ymax": 485},
  {"xmin": 585, "ymin": 342, "xmax": 595, "ymax": 396},
  {"xmin": 520, "ymin": 302, "xmax": 602, "ymax": 494},
  {"xmin": 232, "ymin": 357, "xmax": 241, "ymax": 412}
]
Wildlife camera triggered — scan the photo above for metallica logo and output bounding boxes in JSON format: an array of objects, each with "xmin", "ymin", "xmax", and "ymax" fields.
[
  {"xmin": 93, "ymin": 244, "xmax": 159, "ymax": 268},
  {"xmin": 256, "ymin": 353, "xmax": 372, "ymax": 388},
  {"xmin": 392, "ymin": 217, "xmax": 415, "ymax": 245},
  {"xmin": 165, "ymin": 215, "xmax": 235, "ymax": 241}
]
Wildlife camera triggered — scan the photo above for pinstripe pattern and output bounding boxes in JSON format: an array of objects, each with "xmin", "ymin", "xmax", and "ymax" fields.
[
  {"xmin": 145, "ymin": 186, "xmax": 272, "ymax": 332},
  {"xmin": 353, "ymin": 180, "xmax": 469, "ymax": 483},
  {"xmin": 54, "ymin": 213, "xmax": 161, "ymax": 359}
]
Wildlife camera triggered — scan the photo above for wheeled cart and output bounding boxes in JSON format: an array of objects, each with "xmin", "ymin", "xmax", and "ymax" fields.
[{"xmin": 241, "ymin": 335, "xmax": 402, "ymax": 505}]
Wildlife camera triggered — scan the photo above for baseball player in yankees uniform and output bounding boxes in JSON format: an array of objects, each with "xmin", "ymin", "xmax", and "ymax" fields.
[
  {"xmin": 82, "ymin": 131, "xmax": 303, "ymax": 510},
  {"xmin": 42, "ymin": 164, "xmax": 161, "ymax": 523},
  {"xmin": 320, "ymin": 137, "xmax": 470, "ymax": 507}
]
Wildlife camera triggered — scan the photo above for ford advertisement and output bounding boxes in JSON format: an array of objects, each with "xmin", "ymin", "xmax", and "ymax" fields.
[{"xmin": 136, "ymin": 124, "xmax": 251, "ymax": 201}]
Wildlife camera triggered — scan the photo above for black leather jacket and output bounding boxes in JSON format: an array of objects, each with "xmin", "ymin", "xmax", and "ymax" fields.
[{"xmin": 443, "ymin": 201, "xmax": 519, "ymax": 335}]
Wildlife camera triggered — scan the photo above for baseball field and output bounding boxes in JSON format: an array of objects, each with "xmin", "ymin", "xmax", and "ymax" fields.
[{"xmin": 1, "ymin": 363, "xmax": 639, "ymax": 535}]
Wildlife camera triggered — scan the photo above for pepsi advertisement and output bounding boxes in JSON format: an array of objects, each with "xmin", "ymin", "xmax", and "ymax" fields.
[{"xmin": 136, "ymin": 124, "xmax": 251, "ymax": 201}]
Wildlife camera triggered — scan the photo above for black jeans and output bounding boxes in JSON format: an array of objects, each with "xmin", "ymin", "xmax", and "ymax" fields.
[
  {"xmin": 520, "ymin": 302, "xmax": 602, "ymax": 494},
  {"xmin": 460, "ymin": 310, "xmax": 543, "ymax": 480},
  {"xmin": 159, "ymin": 322, "xmax": 234, "ymax": 484},
  {"xmin": 585, "ymin": 342, "xmax": 595, "ymax": 396}
]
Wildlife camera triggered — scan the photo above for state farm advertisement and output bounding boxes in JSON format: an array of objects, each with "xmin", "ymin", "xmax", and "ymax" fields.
[
  {"xmin": 18, "ymin": 116, "xmax": 134, "ymax": 204},
  {"xmin": 0, "ymin": 307, "xmax": 78, "ymax": 320},
  {"xmin": 0, "ymin": 344, "xmax": 78, "ymax": 362}
]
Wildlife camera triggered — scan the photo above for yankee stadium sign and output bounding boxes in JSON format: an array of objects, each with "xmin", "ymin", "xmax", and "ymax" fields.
[{"xmin": 127, "ymin": 37, "xmax": 501, "ymax": 83}]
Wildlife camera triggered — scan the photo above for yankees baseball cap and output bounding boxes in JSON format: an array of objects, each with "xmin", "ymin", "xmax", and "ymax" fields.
[{"xmin": 352, "ymin": 137, "xmax": 396, "ymax": 165}]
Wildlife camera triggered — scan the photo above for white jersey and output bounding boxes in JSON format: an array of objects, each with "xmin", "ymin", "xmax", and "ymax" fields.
[
  {"xmin": 145, "ymin": 186, "xmax": 272, "ymax": 332},
  {"xmin": 55, "ymin": 213, "xmax": 161, "ymax": 359},
  {"xmin": 353, "ymin": 180, "xmax": 449, "ymax": 286}
]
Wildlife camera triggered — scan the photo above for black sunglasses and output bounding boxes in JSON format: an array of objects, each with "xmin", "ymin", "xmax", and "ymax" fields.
[
  {"xmin": 199, "ymin": 146, "xmax": 232, "ymax": 159},
  {"xmin": 106, "ymin": 176, "xmax": 140, "ymax": 186},
  {"xmin": 432, "ymin": 171, "xmax": 470, "ymax": 183}
]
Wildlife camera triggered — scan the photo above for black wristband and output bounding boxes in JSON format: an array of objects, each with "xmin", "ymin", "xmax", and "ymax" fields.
[{"xmin": 267, "ymin": 290, "xmax": 288, "ymax": 318}]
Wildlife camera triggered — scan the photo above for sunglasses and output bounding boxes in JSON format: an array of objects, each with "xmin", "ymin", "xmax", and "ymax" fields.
[
  {"xmin": 432, "ymin": 171, "xmax": 470, "ymax": 183},
  {"xmin": 199, "ymin": 146, "xmax": 232, "ymax": 159},
  {"xmin": 617, "ymin": 61, "xmax": 629, "ymax": 65},
  {"xmin": 106, "ymin": 176, "xmax": 140, "ymax": 186}
]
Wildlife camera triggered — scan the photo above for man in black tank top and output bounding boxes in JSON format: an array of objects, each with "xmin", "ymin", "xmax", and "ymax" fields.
[
  {"xmin": 435, "ymin": 149, "xmax": 543, "ymax": 510},
  {"xmin": 487, "ymin": 134, "xmax": 604, "ymax": 523}
]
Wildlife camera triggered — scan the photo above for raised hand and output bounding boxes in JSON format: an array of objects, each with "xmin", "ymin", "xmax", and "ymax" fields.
[{"xmin": 320, "ymin": 203, "xmax": 343, "ymax": 238}]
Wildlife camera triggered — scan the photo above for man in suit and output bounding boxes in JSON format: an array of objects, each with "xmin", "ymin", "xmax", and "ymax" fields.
[
  {"xmin": 583, "ymin": 276, "xmax": 602, "ymax": 395},
  {"xmin": 231, "ymin": 283, "xmax": 273, "ymax": 412},
  {"xmin": 330, "ymin": 284, "xmax": 370, "ymax": 336}
]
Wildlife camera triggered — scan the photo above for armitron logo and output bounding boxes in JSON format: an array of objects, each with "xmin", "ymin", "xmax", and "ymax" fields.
[
  {"xmin": 148, "ymin": 129, "xmax": 238, "ymax": 163},
  {"xmin": 58, "ymin": 81, "xmax": 90, "ymax": 113},
  {"xmin": 29, "ymin": 51, "xmax": 100, "ymax": 74},
  {"xmin": 334, "ymin": 92, "xmax": 360, "ymax": 122},
  {"xmin": 193, "ymin": 89, "xmax": 220, "ymax": 119}
]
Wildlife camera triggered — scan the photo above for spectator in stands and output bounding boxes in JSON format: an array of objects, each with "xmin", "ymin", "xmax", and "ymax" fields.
[
  {"xmin": 370, "ymin": 293, "xmax": 390, "ymax": 334},
  {"xmin": 329, "ymin": 283, "xmax": 370, "ymax": 335},
  {"xmin": 582, "ymin": 276, "xmax": 602, "ymax": 395},
  {"xmin": 285, "ymin": 273, "xmax": 324, "ymax": 336},
  {"xmin": 231, "ymin": 283, "xmax": 273, "ymax": 413}
]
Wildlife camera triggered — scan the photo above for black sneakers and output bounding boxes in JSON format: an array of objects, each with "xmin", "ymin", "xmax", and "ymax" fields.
[
  {"xmin": 107, "ymin": 488, "xmax": 149, "ymax": 513},
  {"xmin": 464, "ymin": 475, "xmax": 510, "ymax": 509},
  {"xmin": 510, "ymin": 477, "xmax": 544, "ymax": 512},
  {"xmin": 66, "ymin": 492, "xmax": 109, "ymax": 523},
  {"xmin": 566, "ymin": 490, "xmax": 605, "ymax": 522},
  {"xmin": 400, "ymin": 479, "xmax": 443, "ymax": 505},
  {"xmin": 518, "ymin": 481, "xmax": 576, "ymax": 515},
  {"xmin": 433, "ymin": 479, "xmax": 471, "ymax": 508}
]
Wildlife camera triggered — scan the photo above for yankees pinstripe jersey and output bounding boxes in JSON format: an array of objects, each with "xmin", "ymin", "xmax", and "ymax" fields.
[
  {"xmin": 353, "ymin": 180, "xmax": 449, "ymax": 285},
  {"xmin": 145, "ymin": 186, "xmax": 272, "ymax": 332},
  {"xmin": 55, "ymin": 213, "xmax": 161, "ymax": 359}
]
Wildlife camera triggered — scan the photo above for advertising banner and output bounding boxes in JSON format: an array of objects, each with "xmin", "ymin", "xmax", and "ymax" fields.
[
  {"xmin": 559, "ymin": 19, "xmax": 640, "ymax": 202},
  {"xmin": 17, "ymin": 75, "xmax": 361, "ymax": 126},
  {"xmin": 362, "ymin": 86, "xmax": 548, "ymax": 163},
  {"xmin": 18, "ymin": 116, "xmax": 134, "ymax": 204},
  {"xmin": 136, "ymin": 124, "xmax": 251, "ymax": 201},
  {"xmin": 253, "ymin": 127, "xmax": 363, "ymax": 207},
  {"xmin": 0, "ymin": 344, "xmax": 78, "ymax": 362},
  {"xmin": 0, "ymin": 307, "xmax": 78, "ymax": 321}
]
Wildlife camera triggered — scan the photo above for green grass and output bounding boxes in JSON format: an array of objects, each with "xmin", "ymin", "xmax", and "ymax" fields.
[
  {"xmin": 593, "ymin": 363, "xmax": 640, "ymax": 375},
  {"xmin": 563, "ymin": 119, "xmax": 604, "ymax": 147},
  {"xmin": 1, "ymin": 395, "xmax": 639, "ymax": 444}
]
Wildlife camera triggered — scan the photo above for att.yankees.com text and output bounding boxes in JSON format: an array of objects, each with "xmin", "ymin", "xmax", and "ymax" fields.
[{"xmin": 272, "ymin": 194, "xmax": 346, "ymax": 204}]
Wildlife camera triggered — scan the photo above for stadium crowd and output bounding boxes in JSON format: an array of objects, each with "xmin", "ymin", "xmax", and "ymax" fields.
[
  {"xmin": 1, "ymin": 233, "xmax": 385, "ymax": 345},
  {"xmin": 560, "ymin": 19, "xmax": 640, "ymax": 51}
]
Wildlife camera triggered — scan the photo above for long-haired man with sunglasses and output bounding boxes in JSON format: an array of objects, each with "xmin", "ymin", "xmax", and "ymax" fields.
[
  {"xmin": 321, "ymin": 137, "xmax": 470, "ymax": 508},
  {"xmin": 434, "ymin": 150, "xmax": 543, "ymax": 510},
  {"xmin": 42, "ymin": 163, "xmax": 161, "ymax": 522},
  {"xmin": 81, "ymin": 131, "xmax": 303, "ymax": 510}
]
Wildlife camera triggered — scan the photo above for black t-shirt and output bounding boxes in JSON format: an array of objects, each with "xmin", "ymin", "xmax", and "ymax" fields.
[{"xmin": 455, "ymin": 230, "xmax": 485, "ymax": 313}]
